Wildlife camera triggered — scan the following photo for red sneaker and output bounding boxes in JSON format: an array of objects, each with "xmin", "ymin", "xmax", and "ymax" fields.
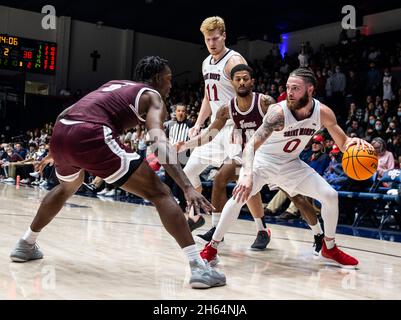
[
  {"xmin": 320, "ymin": 241, "xmax": 359, "ymax": 268},
  {"xmin": 200, "ymin": 242, "xmax": 219, "ymax": 267}
]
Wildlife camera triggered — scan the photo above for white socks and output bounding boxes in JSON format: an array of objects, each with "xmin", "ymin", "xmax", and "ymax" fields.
[
  {"xmin": 309, "ymin": 222, "xmax": 323, "ymax": 236},
  {"xmin": 254, "ymin": 218, "xmax": 267, "ymax": 232},
  {"xmin": 212, "ymin": 212, "xmax": 221, "ymax": 227},
  {"xmin": 325, "ymin": 238, "xmax": 335, "ymax": 249},
  {"xmin": 182, "ymin": 244, "xmax": 205, "ymax": 266},
  {"xmin": 22, "ymin": 227, "xmax": 40, "ymax": 244}
]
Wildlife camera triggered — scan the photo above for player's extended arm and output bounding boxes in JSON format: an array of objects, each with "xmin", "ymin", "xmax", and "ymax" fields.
[
  {"xmin": 189, "ymin": 91, "xmax": 212, "ymax": 138},
  {"xmin": 233, "ymin": 104, "xmax": 284, "ymax": 203},
  {"xmin": 177, "ymin": 105, "xmax": 230, "ymax": 152},
  {"xmin": 320, "ymin": 104, "xmax": 373, "ymax": 152},
  {"xmin": 143, "ymin": 92, "xmax": 214, "ymax": 213}
]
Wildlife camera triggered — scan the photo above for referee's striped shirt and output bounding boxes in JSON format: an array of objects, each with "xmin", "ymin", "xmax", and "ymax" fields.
[{"xmin": 165, "ymin": 119, "xmax": 192, "ymax": 144}]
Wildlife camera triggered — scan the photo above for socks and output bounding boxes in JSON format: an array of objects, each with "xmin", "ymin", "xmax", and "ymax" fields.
[
  {"xmin": 309, "ymin": 222, "xmax": 323, "ymax": 236},
  {"xmin": 210, "ymin": 240, "xmax": 220, "ymax": 249},
  {"xmin": 212, "ymin": 212, "xmax": 221, "ymax": 227},
  {"xmin": 325, "ymin": 238, "xmax": 335, "ymax": 250},
  {"xmin": 22, "ymin": 227, "xmax": 40, "ymax": 244},
  {"xmin": 182, "ymin": 244, "xmax": 205, "ymax": 266},
  {"xmin": 254, "ymin": 217, "xmax": 267, "ymax": 232}
]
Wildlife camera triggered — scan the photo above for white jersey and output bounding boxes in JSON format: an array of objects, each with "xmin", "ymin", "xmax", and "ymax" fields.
[
  {"xmin": 202, "ymin": 49, "xmax": 244, "ymax": 123},
  {"xmin": 255, "ymin": 98, "xmax": 321, "ymax": 165}
]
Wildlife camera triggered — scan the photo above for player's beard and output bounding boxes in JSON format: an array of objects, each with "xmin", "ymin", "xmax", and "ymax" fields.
[
  {"xmin": 287, "ymin": 91, "xmax": 309, "ymax": 110},
  {"xmin": 237, "ymin": 87, "xmax": 251, "ymax": 97}
]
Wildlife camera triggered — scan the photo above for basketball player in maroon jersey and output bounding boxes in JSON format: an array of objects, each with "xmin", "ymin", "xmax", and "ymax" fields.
[
  {"xmin": 177, "ymin": 64, "xmax": 321, "ymax": 253},
  {"xmin": 10, "ymin": 56, "xmax": 226, "ymax": 289}
]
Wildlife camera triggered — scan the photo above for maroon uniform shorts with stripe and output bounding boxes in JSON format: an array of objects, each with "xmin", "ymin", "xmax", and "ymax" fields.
[{"xmin": 51, "ymin": 119, "xmax": 144, "ymax": 187}]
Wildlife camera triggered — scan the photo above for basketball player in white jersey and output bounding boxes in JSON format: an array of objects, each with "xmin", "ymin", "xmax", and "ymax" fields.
[
  {"xmin": 200, "ymin": 68, "xmax": 374, "ymax": 268},
  {"xmin": 184, "ymin": 16, "xmax": 247, "ymax": 240},
  {"xmin": 179, "ymin": 64, "xmax": 322, "ymax": 252}
]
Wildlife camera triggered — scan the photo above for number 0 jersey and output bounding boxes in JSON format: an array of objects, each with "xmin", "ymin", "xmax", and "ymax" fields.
[
  {"xmin": 255, "ymin": 98, "xmax": 321, "ymax": 164},
  {"xmin": 202, "ymin": 49, "xmax": 244, "ymax": 123}
]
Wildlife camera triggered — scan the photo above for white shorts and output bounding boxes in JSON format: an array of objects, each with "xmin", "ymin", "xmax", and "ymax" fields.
[
  {"xmin": 188, "ymin": 123, "xmax": 242, "ymax": 167},
  {"xmin": 246, "ymin": 157, "xmax": 319, "ymax": 197}
]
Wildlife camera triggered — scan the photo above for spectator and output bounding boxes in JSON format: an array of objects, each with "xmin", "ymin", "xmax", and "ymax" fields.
[
  {"xmin": 371, "ymin": 137, "xmax": 395, "ymax": 178},
  {"xmin": 388, "ymin": 134, "xmax": 401, "ymax": 168},
  {"xmin": 331, "ymin": 65, "xmax": 347, "ymax": 120},
  {"xmin": 323, "ymin": 145, "xmax": 349, "ymax": 190},
  {"xmin": 366, "ymin": 62, "xmax": 381, "ymax": 96},
  {"xmin": 382, "ymin": 67, "xmax": 397, "ymax": 101},
  {"xmin": 298, "ymin": 44, "xmax": 309, "ymax": 67},
  {"xmin": 371, "ymin": 119, "xmax": 386, "ymax": 140},
  {"xmin": 346, "ymin": 119, "xmax": 365, "ymax": 138},
  {"xmin": 277, "ymin": 85, "xmax": 287, "ymax": 102}
]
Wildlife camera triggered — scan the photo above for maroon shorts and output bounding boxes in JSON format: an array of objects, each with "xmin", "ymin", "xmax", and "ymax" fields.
[{"xmin": 51, "ymin": 119, "xmax": 143, "ymax": 186}]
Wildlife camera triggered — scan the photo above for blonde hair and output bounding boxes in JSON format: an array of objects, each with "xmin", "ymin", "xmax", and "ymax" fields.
[{"xmin": 200, "ymin": 16, "xmax": 225, "ymax": 34}]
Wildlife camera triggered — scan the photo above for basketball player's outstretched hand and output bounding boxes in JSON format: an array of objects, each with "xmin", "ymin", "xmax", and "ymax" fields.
[
  {"xmin": 188, "ymin": 125, "xmax": 201, "ymax": 138},
  {"xmin": 345, "ymin": 137, "xmax": 374, "ymax": 151},
  {"xmin": 35, "ymin": 154, "xmax": 54, "ymax": 173},
  {"xmin": 233, "ymin": 175, "xmax": 253, "ymax": 203},
  {"xmin": 184, "ymin": 188, "xmax": 215, "ymax": 215}
]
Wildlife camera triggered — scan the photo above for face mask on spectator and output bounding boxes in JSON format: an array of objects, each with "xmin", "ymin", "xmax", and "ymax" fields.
[
  {"xmin": 7, "ymin": 151, "xmax": 12, "ymax": 156},
  {"xmin": 375, "ymin": 125, "xmax": 382, "ymax": 131},
  {"xmin": 398, "ymin": 112, "xmax": 401, "ymax": 116},
  {"xmin": 384, "ymin": 72, "xmax": 390, "ymax": 76},
  {"xmin": 369, "ymin": 119, "xmax": 375, "ymax": 125}
]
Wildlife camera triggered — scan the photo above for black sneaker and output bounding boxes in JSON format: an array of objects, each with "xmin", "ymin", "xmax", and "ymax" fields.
[
  {"xmin": 313, "ymin": 233, "xmax": 325, "ymax": 256},
  {"xmin": 195, "ymin": 227, "xmax": 224, "ymax": 245},
  {"xmin": 250, "ymin": 229, "xmax": 271, "ymax": 251},
  {"xmin": 187, "ymin": 215, "xmax": 205, "ymax": 232}
]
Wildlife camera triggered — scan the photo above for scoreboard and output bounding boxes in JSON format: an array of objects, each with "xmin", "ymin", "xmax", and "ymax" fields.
[{"xmin": 0, "ymin": 34, "xmax": 57, "ymax": 75}]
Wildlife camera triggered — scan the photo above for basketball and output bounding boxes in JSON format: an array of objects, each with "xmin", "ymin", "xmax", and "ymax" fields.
[{"xmin": 342, "ymin": 145, "xmax": 378, "ymax": 180}]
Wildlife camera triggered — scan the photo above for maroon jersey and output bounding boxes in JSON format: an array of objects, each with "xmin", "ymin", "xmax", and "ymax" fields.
[
  {"xmin": 63, "ymin": 80, "xmax": 161, "ymax": 132},
  {"xmin": 229, "ymin": 92, "xmax": 265, "ymax": 149}
]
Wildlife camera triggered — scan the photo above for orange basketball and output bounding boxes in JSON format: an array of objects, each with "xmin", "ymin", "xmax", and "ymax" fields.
[{"xmin": 342, "ymin": 145, "xmax": 378, "ymax": 180}]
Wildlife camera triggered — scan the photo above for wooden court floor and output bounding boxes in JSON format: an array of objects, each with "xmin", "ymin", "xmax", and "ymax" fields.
[{"xmin": 1, "ymin": 183, "xmax": 401, "ymax": 300}]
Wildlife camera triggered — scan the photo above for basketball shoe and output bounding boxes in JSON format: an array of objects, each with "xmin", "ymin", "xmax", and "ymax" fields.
[
  {"xmin": 189, "ymin": 259, "xmax": 226, "ymax": 289},
  {"xmin": 187, "ymin": 215, "xmax": 205, "ymax": 232},
  {"xmin": 250, "ymin": 229, "xmax": 271, "ymax": 251},
  {"xmin": 10, "ymin": 239, "xmax": 43, "ymax": 262},
  {"xmin": 200, "ymin": 242, "xmax": 220, "ymax": 267},
  {"xmin": 319, "ymin": 241, "xmax": 358, "ymax": 268},
  {"xmin": 313, "ymin": 233, "xmax": 325, "ymax": 256},
  {"xmin": 195, "ymin": 227, "xmax": 224, "ymax": 245}
]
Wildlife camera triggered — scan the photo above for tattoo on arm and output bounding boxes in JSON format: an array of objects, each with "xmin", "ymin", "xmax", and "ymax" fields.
[
  {"xmin": 216, "ymin": 105, "xmax": 230, "ymax": 120},
  {"xmin": 257, "ymin": 107, "xmax": 284, "ymax": 139},
  {"xmin": 242, "ymin": 106, "xmax": 284, "ymax": 175}
]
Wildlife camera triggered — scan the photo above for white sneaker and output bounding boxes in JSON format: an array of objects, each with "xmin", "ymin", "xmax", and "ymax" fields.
[
  {"xmin": 29, "ymin": 172, "xmax": 40, "ymax": 178},
  {"xmin": 3, "ymin": 177, "xmax": 15, "ymax": 183},
  {"xmin": 39, "ymin": 180, "xmax": 48, "ymax": 187},
  {"xmin": 20, "ymin": 179, "xmax": 30, "ymax": 184},
  {"xmin": 104, "ymin": 189, "xmax": 116, "ymax": 197},
  {"xmin": 97, "ymin": 189, "xmax": 109, "ymax": 195}
]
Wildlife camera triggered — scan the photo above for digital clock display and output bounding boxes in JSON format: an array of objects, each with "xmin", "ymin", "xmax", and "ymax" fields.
[{"xmin": 0, "ymin": 34, "xmax": 57, "ymax": 75}]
